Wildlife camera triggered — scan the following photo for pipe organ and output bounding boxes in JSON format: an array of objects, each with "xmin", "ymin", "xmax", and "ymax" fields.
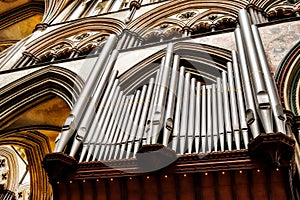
[{"xmin": 54, "ymin": 9, "xmax": 287, "ymax": 163}]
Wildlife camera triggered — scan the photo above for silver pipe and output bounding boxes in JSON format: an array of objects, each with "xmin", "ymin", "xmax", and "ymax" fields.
[
  {"xmin": 239, "ymin": 9, "xmax": 273, "ymax": 134},
  {"xmin": 79, "ymin": 71, "xmax": 118, "ymax": 162},
  {"xmin": 172, "ymin": 66, "xmax": 185, "ymax": 153},
  {"xmin": 133, "ymin": 78, "xmax": 155, "ymax": 156},
  {"xmin": 163, "ymin": 55, "xmax": 180, "ymax": 146},
  {"xmin": 232, "ymin": 50, "xmax": 249, "ymax": 148},
  {"xmin": 126, "ymin": 85, "xmax": 148, "ymax": 159},
  {"xmin": 200, "ymin": 85, "xmax": 207, "ymax": 153},
  {"xmin": 187, "ymin": 78, "xmax": 196, "ymax": 154},
  {"xmin": 119, "ymin": 90, "xmax": 141, "ymax": 159},
  {"xmin": 114, "ymin": 95, "xmax": 134, "ymax": 160},
  {"xmin": 179, "ymin": 72, "xmax": 190, "ymax": 154},
  {"xmin": 92, "ymin": 82, "xmax": 120, "ymax": 161},
  {"xmin": 222, "ymin": 72, "xmax": 233, "ymax": 151},
  {"xmin": 94, "ymin": 85, "xmax": 121, "ymax": 161},
  {"xmin": 107, "ymin": 95, "xmax": 130, "ymax": 160},
  {"xmin": 69, "ymin": 51, "xmax": 119, "ymax": 157},
  {"xmin": 55, "ymin": 34, "xmax": 117, "ymax": 152},
  {"xmin": 217, "ymin": 78, "xmax": 225, "ymax": 151},
  {"xmin": 227, "ymin": 62, "xmax": 241, "ymax": 150},
  {"xmin": 234, "ymin": 27, "xmax": 260, "ymax": 138},
  {"xmin": 98, "ymin": 91, "xmax": 124, "ymax": 160},
  {"xmin": 206, "ymin": 85, "xmax": 212, "ymax": 152},
  {"xmin": 195, "ymin": 82, "xmax": 201, "ymax": 153},
  {"xmin": 86, "ymin": 79, "xmax": 119, "ymax": 161},
  {"xmin": 212, "ymin": 84, "xmax": 219, "ymax": 151},
  {"xmin": 258, "ymin": 11, "xmax": 264, "ymax": 23},
  {"xmin": 145, "ymin": 58, "xmax": 165, "ymax": 144},
  {"xmin": 151, "ymin": 43, "xmax": 174, "ymax": 144},
  {"xmin": 251, "ymin": 25, "xmax": 286, "ymax": 134},
  {"xmin": 103, "ymin": 94, "xmax": 126, "ymax": 160}
]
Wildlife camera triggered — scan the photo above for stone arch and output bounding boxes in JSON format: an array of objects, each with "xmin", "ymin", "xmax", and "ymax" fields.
[
  {"xmin": 275, "ymin": 41, "xmax": 300, "ymax": 115},
  {"xmin": 119, "ymin": 42, "xmax": 231, "ymax": 94}
]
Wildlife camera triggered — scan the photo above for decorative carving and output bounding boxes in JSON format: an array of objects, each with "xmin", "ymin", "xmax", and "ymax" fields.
[
  {"xmin": 178, "ymin": 11, "xmax": 197, "ymax": 20},
  {"xmin": 75, "ymin": 33, "xmax": 90, "ymax": 40}
]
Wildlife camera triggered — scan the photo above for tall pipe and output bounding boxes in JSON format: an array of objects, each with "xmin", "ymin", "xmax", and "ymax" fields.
[
  {"xmin": 200, "ymin": 85, "xmax": 207, "ymax": 153},
  {"xmin": 251, "ymin": 25, "xmax": 286, "ymax": 134},
  {"xmin": 151, "ymin": 43, "xmax": 174, "ymax": 144},
  {"xmin": 114, "ymin": 95, "xmax": 135, "ymax": 159},
  {"xmin": 222, "ymin": 72, "xmax": 232, "ymax": 151},
  {"xmin": 234, "ymin": 28, "xmax": 260, "ymax": 138},
  {"xmin": 107, "ymin": 96, "xmax": 131, "ymax": 160},
  {"xmin": 195, "ymin": 82, "xmax": 202, "ymax": 153},
  {"xmin": 55, "ymin": 34, "xmax": 117, "ymax": 153},
  {"xmin": 119, "ymin": 90, "xmax": 141, "ymax": 159},
  {"xmin": 133, "ymin": 78, "xmax": 155, "ymax": 156},
  {"xmin": 212, "ymin": 84, "xmax": 219, "ymax": 151},
  {"xmin": 239, "ymin": 9, "xmax": 273, "ymax": 134},
  {"xmin": 92, "ymin": 81, "xmax": 120, "ymax": 161},
  {"xmin": 86, "ymin": 79, "xmax": 119, "ymax": 161},
  {"xmin": 163, "ymin": 55, "xmax": 180, "ymax": 146},
  {"xmin": 126, "ymin": 85, "xmax": 148, "ymax": 158},
  {"xmin": 232, "ymin": 50, "xmax": 249, "ymax": 148},
  {"xmin": 79, "ymin": 70, "xmax": 118, "ymax": 162},
  {"xmin": 187, "ymin": 78, "xmax": 196, "ymax": 154},
  {"xmin": 217, "ymin": 78, "xmax": 225, "ymax": 151},
  {"xmin": 172, "ymin": 66, "xmax": 185, "ymax": 152},
  {"xmin": 206, "ymin": 85, "xmax": 213, "ymax": 152},
  {"xmin": 98, "ymin": 91, "xmax": 124, "ymax": 160},
  {"xmin": 95, "ymin": 85, "xmax": 121, "ymax": 160},
  {"xmin": 179, "ymin": 72, "xmax": 190, "ymax": 154},
  {"xmin": 69, "ymin": 51, "xmax": 119, "ymax": 157},
  {"xmin": 227, "ymin": 62, "xmax": 241, "ymax": 150}
]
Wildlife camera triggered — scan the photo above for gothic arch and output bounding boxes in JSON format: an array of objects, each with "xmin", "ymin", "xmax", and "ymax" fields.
[
  {"xmin": 0, "ymin": 146, "xmax": 19, "ymax": 192},
  {"xmin": 128, "ymin": 0, "xmax": 247, "ymax": 35},
  {"xmin": 0, "ymin": 66, "xmax": 83, "ymax": 130},
  {"xmin": 275, "ymin": 41, "xmax": 300, "ymax": 115},
  {"xmin": 26, "ymin": 17, "xmax": 125, "ymax": 55},
  {"xmin": 119, "ymin": 42, "xmax": 231, "ymax": 94}
]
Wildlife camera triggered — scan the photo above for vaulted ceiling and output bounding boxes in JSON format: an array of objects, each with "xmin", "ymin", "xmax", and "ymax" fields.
[{"xmin": 0, "ymin": 0, "xmax": 44, "ymax": 52}]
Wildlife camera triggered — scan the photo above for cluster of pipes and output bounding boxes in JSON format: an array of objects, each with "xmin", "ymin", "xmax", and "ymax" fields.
[{"xmin": 54, "ymin": 9, "xmax": 286, "ymax": 162}]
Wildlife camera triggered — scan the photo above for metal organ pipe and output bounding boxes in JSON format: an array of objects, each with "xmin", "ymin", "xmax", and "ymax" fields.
[
  {"xmin": 232, "ymin": 50, "xmax": 249, "ymax": 148},
  {"xmin": 55, "ymin": 25, "xmax": 283, "ymax": 162},
  {"xmin": 222, "ymin": 72, "xmax": 233, "ymax": 151},
  {"xmin": 251, "ymin": 25, "xmax": 286, "ymax": 134},
  {"xmin": 227, "ymin": 62, "xmax": 241, "ymax": 150},
  {"xmin": 163, "ymin": 55, "xmax": 180, "ymax": 146},
  {"xmin": 133, "ymin": 78, "xmax": 155, "ymax": 156},
  {"xmin": 239, "ymin": 9, "xmax": 273, "ymax": 134},
  {"xmin": 55, "ymin": 34, "xmax": 118, "ymax": 153},
  {"xmin": 234, "ymin": 28, "xmax": 260, "ymax": 138},
  {"xmin": 187, "ymin": 78, "xmax": 196, "ymax": 154},
  {"xmin": 172, "ymin": 66, "xmax": 185, "ymax": 152},
  {"xmin": 179, "ymin": 72, "xmax": 190, "ymax": 154},
  {"xmin": 195, "ymin": 82, "xmax": 201, "ymax": 153}
]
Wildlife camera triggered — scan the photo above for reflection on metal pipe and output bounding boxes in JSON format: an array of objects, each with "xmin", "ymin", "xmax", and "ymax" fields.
[
  {"xmin": 222, "ymin": 72, "xmax": 232, "ymax": 151},
  {"xmin": 232, "ymin": 50, "xmax": 249, "ymax": 148},
  {"xmin": 212, "ymin": 84, "xmax": 219, "ymax": 151},
  {"xmin": 195, "ymin": 82, "xmax": 201, "ymax": 153},
  {"xmin": 251, "ymin": 25, "xmax": 286, "ymax": 134},
  {"xmin": 206, "ymin": 85, "xmax": 212, "ymax": 152},
  {"xmin": 180, "ymin": 72, "xmax": 190, "ymax": 154},
  {"xmin": 172, "ymin": 67, "xmax": 185, "ymax": 153},
  {"xmin": 187, "ymin": 78, "xmax": 196, "ymax": 154},
  {"xmin": 227, "ymin": 62, "xmax": 241, "ymax": 150},
  {"xmin": 217, "ymin": 78, "xmax": 225, "ymax": 151},
  {"xmin": 239, "ymin": 9, "xmax": 273, "ymax": 134},
  {"xmin": 234, "ymin": 28, "xmax": 260, "ymax": 138},
  {"xmin": 201, "ymin": 85, "xmax": 207, "ymax": 153}
]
